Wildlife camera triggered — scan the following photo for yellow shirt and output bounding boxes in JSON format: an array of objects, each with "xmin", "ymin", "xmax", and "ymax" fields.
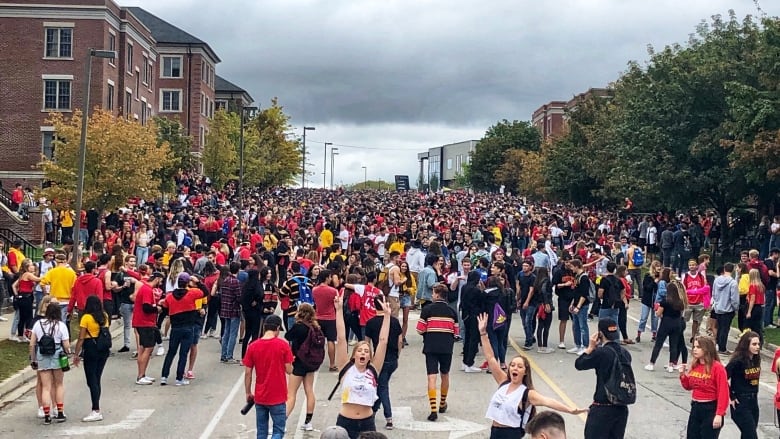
[
  {"xmin": 60, "ymin": 210, "xmax": 74, "ymax": 227},
  {"xmin": 39, "ymin": 265, "xmax": 77, "ymax": 300},
  {"xmin": 738, "ymin": 274, "xmax": 750, "ymax": 296},
  {"xmin": 319, "ymin": 229, "xmax": 334, "ymax": 249},
  {"xmin": 80, "ymin": 312, "xmax": 109, "ymax": 338},
  {"xmin": 491, "ymin": 226, "xmax": 503, "ymax": 246},
  {"xmin": 389, "ymin": 242, "xmax": 405, "ymax": 255},
  {"xmin": 627, "ymin": 245, "xmax": 639, "ymax": 270}
]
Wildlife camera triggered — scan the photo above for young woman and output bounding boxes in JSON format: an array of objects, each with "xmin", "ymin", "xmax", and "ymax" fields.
[
  {"xmin": 33, "ymin": 295, "xmax": 58, "ymax": 419},
  {"xmin": 745, "ymin": 269, "xmax": 765, "ymax": 345},
  {"xmin": 29, "ymin": 303, "xmax": 71, "ymax": 424},
  {"xmin": 477, "ymin": 313, "xmax": 586, "ymax": 438},
  {"xmin": 285, "ymin": 303, "xmax": 324, "ymax": 431},
  {"xmin": 398, "ymin": 261, "xmax": 416, "ymax": 346},
  {"xmin": 636, "ymin": 261, "xmax": 661, "ymax": 343},
  {"xmin": 484, "ymin": 275, "xmax": 510, "ymax": 368},
  {"xmin": 725, "ymin": 331, "xmax": 761, "ymax": 439},
  {"xmin": 334, "ymin": 293, "xmax": 391, "ymax": 439},
  {"xmin": 72, "ymin": 295, "xmax": 110, "ymax": 422},
  {"xmin": 646, "ymin": 275, "xmax": 688, "ymax": 372},
  {"xmin": 13, "ymin": 259, "xmax": 40, "ymax": 341},
  {"xmin": 680, "ymin": 336, "xmax": 730, "ymax": 439},
  {"xmin": 259, "ymin": 266, "xmax": 279, "ymax": 328},
  {"xmin": 737, "ymin": 262, "xmax": 750, "ymax": 331},
  {"xmin": 240, "ymin": 269, "xmax": 263, "ymax": 359},
  {"xmin": 533, "ymin": 267, "xmax": 554, "ymax": 353},
  {"xmin": 615, "ymin": 265, "xmax": 634, "ymax": 345}
]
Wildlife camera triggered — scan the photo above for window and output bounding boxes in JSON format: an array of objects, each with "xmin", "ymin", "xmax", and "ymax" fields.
[
  {"xmin": 135, "ymin": 71, "xmax": 140, "ymax": 97},
  {"xmin": 108, "ymin": 33, "xmax": 116, "ymax": 65},
  {"xmin": 125, "ymin": 90, "xmax": 132, "ymax": 118},
  {"xmin": 140, "ymin": 104, "xmax": 147, "ymax": 126},
  {"xmin": 43, "ymin": 79, "xmax": 70, "ymax": 110},
  {"xmin": 107, "ymin": 83, "xmax": 114, "ymax": 110},
  {"xmin": 145, "ymin": 63, "xmax": 153, "ymax": 89},
  {"xmin": 200, "ymin": 92, "xmax": 206, "ymax": 116},
  {"xmin": 142, "ymin": 55, "xmax": 149, "ymax": 84},
  {"xmin": 126, "ymin": 42, "xmax": 133, "ymax": 74},
  {"xmin": 215, "ymin": 100, "xmax": 227, "ymax": 111},
  {"xmin": 160, "ymin": 89, "xmax": 182, "ymax": 112},
  {"xmin": 209, "ymin": 100, "xmax": 214, "ymax": 118},
  {"xmin": 45, "ymin": 28, "xmax": 72, "ymax": 58},
  {"xmin": 42, "ymin": 132, "xmax": 56, "ymax": 160},
  {"xmin": 447, "ymin": 158, "xmax": 453, "ymax": 170},
  {"xmin": 199, "ymin": 126, "xmax": 205, "ymax": 147},
  {"xmin": 162, "ymin": 56, "xmax": 182, "ymax": 78}
]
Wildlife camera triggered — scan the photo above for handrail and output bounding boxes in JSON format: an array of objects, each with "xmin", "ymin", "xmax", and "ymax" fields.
[
  {"xmin": 0, "ymin": 185, "xmax": 14, "ymax": 211},
  {"xmin": 0, "ymin": 228, "xmax": 40, "ymax": 259}
]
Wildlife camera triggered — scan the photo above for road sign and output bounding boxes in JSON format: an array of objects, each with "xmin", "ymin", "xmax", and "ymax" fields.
[
  {"xmin": 393, "ymin": 406, "xmax": 486, "ymax": 438},
  {"xmin": 57, "ymin": 409, "xmax": 154, "ymax": 436},
  {"xmin": 395, "ymin": 175, "xmax": 410, "ymax": 191}
]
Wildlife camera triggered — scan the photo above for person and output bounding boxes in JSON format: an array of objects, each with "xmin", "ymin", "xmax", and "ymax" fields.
[
  {"xmin": 12, "ymin": 259, "xmax": 40, "ymax": 341},
  {"xmin": 772, "ymin": 346, "xmax": 780, "ymax": 439},
  {"xmin": 334, "ymin": 293, "xmax": 391, "ymax": 439},
  {"xmin": 525, "ymin": 411, "xmax": 568, "ymax": 439},
  {"xmin": 416, "ymin": 283, "xmax": 458, "ymax": 421},
  {"xmin": 219, "ymin": 262, "xmax": 243, "ymax": 363},
  {"xmin": 285, "ymin": 303, "xmax": 323, "ymax": 431},
  {"xmin": 415, "ymin": 253, "xmax": 439, "ymax": 308},
  {"xmin": 568, "ymin": 259, "xmax": 591, "ymax": 355},
  {"xmin": 460, "ymin": 270, "xmax": 484, "ymax": 372},
  {"xmin": 132, "ymin": 271, "xmax": 165, "ymax": 385},
  {"xmin": 32, "ymin": 295, "xmax": 59, "ymax": 419},
  {"xmin": 397, "ymin": 260, "xmax": 416, "ymax": 346},
  {"xmin": 646, "ymin": 276, "xmax": 688, "ymax": 372},
  {"xmin": 745, "ymin": 268, "xmax": 765, "ymax": 346},
  {"xmin": 240, "ymin": 268, "xmax": 263, "ymax": 359},
  {"xmin": 364, "ymin": 293, "xmax": 403, "ymax": 430},
  {"xmin": 477, "ymin": 313, "xmax": 586, "ymax": 438},
  {"xmin": 160, "ymin": 272, "xmax": 208, "ymax": 385},
  {"xmin": 313, "ymin": 269, "xmax": 340, "ymax": 371},
  {"xmin": 711, "ymin": 263, "xmax": 739, "ymax": 354},
  {"xmin": 29, "ymin": 303, "xmax": 71, "ymax": 424},
  {"xmin": 534, "ymin": 266, "xmax": 554, "ymax": 353},
  {"xmin": 72, "ymin": 295, "xmax": 110, "ymax": 422},
  {"xmin": 320, "ymin": 426, "xmax": 350, "ymax": 439},
  {"xmin": 680, "ymin": 336, "xmax": 730, "ymax": 439},
  {"xmin": 243, "ymin": 315, "xmax": 293, "ymax": 439},
  {"xmin": 636, "ymin": 260, "xmax": 660, "ymax": 343},
  {"xmin": 574, "ymin": 318, "xmax": 634, "ymax": 439},
  {"xmin": 725, "ymin": 331, "xmax": 761, "ymax": 439}
]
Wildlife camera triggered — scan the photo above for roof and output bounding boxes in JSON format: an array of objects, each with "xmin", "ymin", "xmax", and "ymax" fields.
[
  {"xmin": 125, "ymin": 7, "xmax": 221, "ymax": 63},
  {"xmin": 215, "ymin": 75, "xmax": 254, "ymax": 105}
]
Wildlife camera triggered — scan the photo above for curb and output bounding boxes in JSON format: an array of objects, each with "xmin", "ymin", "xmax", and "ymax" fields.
[{"xmin": 0, "ymin": 323, "xmax": 125, "ymax": 409}]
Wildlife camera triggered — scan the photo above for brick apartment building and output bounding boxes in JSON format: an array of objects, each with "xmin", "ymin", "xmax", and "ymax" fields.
[
  {"xmin": 0, "ymin": 0, "xmax": 253, "ymax": 187},
  {"xmin": 532, "ymin": 87, "xmax": 612, "ymax": 142}
]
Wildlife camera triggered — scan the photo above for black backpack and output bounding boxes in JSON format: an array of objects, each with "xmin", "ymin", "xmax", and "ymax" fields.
[
  {"xmin": 604, "ymin": 344, "xmax": 637, "ymax": 405},
  {"xmin": 38, "ymin": 321, "xmax": 57, "ymax": 356},
  {"xmin": 602, "ymin": 276, "xmax": 623, "ymax": 309},
  {"xmin": 92, "ymin": 326, "xmax": 112, "ymax": 354}
]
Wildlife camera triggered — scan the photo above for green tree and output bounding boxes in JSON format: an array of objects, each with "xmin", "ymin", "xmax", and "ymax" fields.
[
  {"xmin": 468, "ymin": 120, "xmax": 540, "ymax": 192},
  {"xmin": 154, "ymin": 117, "xmax": 194, "ymax": 195},
  {"xmin": 244, "ymin": 98, "xmax": 302, "ymax": 188},
  {"xmin": 202, "ymin": 110, "xmax": 239, "ymax": 189},
  {"xmin": 429, "ymin": 174, "xmax": 440, "ymax": 192}
]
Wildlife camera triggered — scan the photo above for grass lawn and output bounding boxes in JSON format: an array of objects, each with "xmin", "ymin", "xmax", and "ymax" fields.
[
  {"xmin": 0, "ymin": 339, "xmax": 30, "ymax": 382},
  {"xmin": 729, "ymin": 315, "xmax": 780, "ymax": 348}
]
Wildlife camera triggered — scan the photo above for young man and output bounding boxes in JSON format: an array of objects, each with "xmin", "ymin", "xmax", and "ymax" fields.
[
  {"xmin": 765, "ymin": 248, "xmax": 780, "ymax": 328},
  {"xmin": 574, "ymin": 318, "xmax": 633, "ymax": 439},
  {"xmin": 711, "ymin": 263, "xmax": 739, "ymax": 354},
  {"xmin": 312, "ymin": 269, "xmax": 339, "ymax": 371},
  {"xmin": 680, "ymin": 259, "xmax": 708, "ymax": 343},
  {"xmin": 526, "ymin": 411, "xmax": 568, "ymax": 439},
  {"xmin": 243, "ymin": 315, "xmax": 293, "ymax": 439},
  {"xmin": 219, "ymin": 262, "xmax": 243, "ymax": 363},
  {"xmin": 39, "ymin": 253, "xmax": 76, "ymax": 324},
  {"xmin": 516, "ymin": 260, "xmax": 537, "ymax": 350},
  {"xmin": 416, "ymin": 283, "xmax": 459, "ymax": 422},
  {"xmin": 596, "ymin": 262, "xmax": 621, "ymax": 323},
  {"xmin": 133, "ymin": 271, "xmax": 165, "ymax": 385},
  {"xmin": 160, "ymin": 273, "xmax": 208, "ymax": 385}
]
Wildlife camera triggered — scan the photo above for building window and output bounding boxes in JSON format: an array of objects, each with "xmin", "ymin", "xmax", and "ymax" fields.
[
  {"xmin": 162, "ymin": 56, "xmax": 182, "ymax": 78},
  {"xmin": 107, "ymin": 83, "xmax": 114, "ymax": 110},
  {"xmin": 45, "ymin": 28, "xmax": 72, "ymax": 58},
  {"xmin": 135, "ymin": 72, "xmax": 140, "ymax": 97},
  {"xmin": 200, "ymin": 92, "xmax": 206, "ymax": 116},
  {"xmin": 140, "ymin": 104, "xmax": 147, "ymax": 126},
  {"xmin": 42, "ymin": 132, "xmax": 56, "ymax": 160},
  {"xmin": 125, "ymin": 90, "xmax": 132, "ymax": 118},
  {"xmin": 160, "ymin": 89, "xmax": 182, "ymax": 112},
  {"xmin": 126, "ymin": 42, "xmax": 133, "ymax": 74},
  {"xmin": 142, "ymin": 55, "xmax": 149, "ymax": 84},
  {"xmin": 43, "ymin": 80, "xmax": 70, "ymax": 110},
  {"xmin": 209, "ymin": 100, "xmax": 214, "ymax": 118},
  {"xmin": 108, "ymin": 33, "xmax": 115, "ymax": 65},
  {"xmin": 199, "ymin": 126, "xmax": 205, "ymax": 147},
  {"xmin": 447, "ymin": 158, "xmax": 453, "ymax": 170},
  {"xmin": 215, "ymin": 100, "xmax": 227, "ymax": 111},
  {"xmin": 145, "ymin": 63, "xmax": 153, "ymax": 89}
]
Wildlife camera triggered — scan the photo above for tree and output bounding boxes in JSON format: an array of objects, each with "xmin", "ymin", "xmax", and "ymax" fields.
[
  {"xmin": 154, "ymin": 117, "xmax": 194, "ymax": 195},
  {"xmin": 39, "ymin": 109, "xmax": 171, "ymax": 212},
  {"xmin": 244, "ymin": 98, "xmax": 302, "ymax": 188},
  {"xmin": 495, "ymin": 149, "xmax": 545, "ymax": 198},
  {"xmin": 468, "ymin": 120, "xmax": 540, "ymax": 192},
  {"xmin": 429, "ymin": 174, "xmax": 440, "ymax": 192},
  {"xmin": 202, "ymin": 110, "xmax": 240, "ymax": 189}
]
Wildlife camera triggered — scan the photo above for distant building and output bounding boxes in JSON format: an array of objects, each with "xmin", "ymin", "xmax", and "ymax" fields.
[
  {"xmin": 532, "ymin": 87, "xmax": 611, "ymax": 142},
  {"xmin": 417, "ymin": 140, "xmax": 478, "ymax": 189},
  {"xmin": 215, "ymin": 75, "xmax": 254, "ymax": 113}
]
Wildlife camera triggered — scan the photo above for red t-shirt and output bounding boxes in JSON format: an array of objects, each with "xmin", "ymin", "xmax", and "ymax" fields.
[
  {"xmin": 748, "ymin": 284, "xmax": 766, "ymax": 306},
  {"xmin": 243, "ymin": 337, "xmax": 293, "ymax": 405},
  {"xmin": 682, "ymin": 271, "xmax": 707, "ymax": 305},
  {"xmin": 163, "ymin": 288, "xmax": 203, "ymax": 315},
  {"xmin": 132, "ymin": 283, "xmax": 158, "ymax": 328},
  {"xmin": 312, "ymin": 285, "xmax": 338, "ymax": 320},
  {"xmin": 679, "ymin": 361, "xmax": 730, "ymax": 416},
  {"xmin": 356, "ymin": 284, "xmax": 380, "ymax": 326}
]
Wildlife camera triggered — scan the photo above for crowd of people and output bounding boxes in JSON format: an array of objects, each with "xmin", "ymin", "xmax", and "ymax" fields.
[{"xmin": 1, "ymin": 171, "xmax": 780, "ymax": 438}]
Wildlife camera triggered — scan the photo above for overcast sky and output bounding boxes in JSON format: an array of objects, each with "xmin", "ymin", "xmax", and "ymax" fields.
[{"xmin": 129, "ymin": 0, "xmax": 777, "ymax": 188}]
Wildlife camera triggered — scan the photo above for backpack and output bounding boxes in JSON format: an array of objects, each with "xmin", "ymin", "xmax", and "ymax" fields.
[
  {"xmin": 604, "ymin": 344, "xmax": 637, "ymax": 405},
  {"xmin": 293, "ymin": 276, "xmax": 314, "ymax": 305},
  {"xmin": 182, "ymin": 233, "xmax": 193, "ymax": 248},
  {"xmin": 296, "ymin": 324, "xmax": 325, "ymax": 370},
  {"xmin": 631, "ymin": 247, "xmax": 644, "ymax": 267},
  {"xmin": 580, "ymin": 273, "xmax": 596, "ymax": 303},
  {"xmin": 492, "ymin": 301, "xmax": 507, "ymax": 329},
  {"xmin": 603, "ymin": 276, "xmax": 623, "ymax": 308},
  {"xmin": 327, "ymin": 360, "xmax": 378, "ymax": 401},
  {"xmin": 92, "ymin": 325, "xmax": 112, "ymax": 354},
  {"xmin": 38, "ymin": 321, "xmax": 57, "ymax": 356},
  {"xmin": 498, "ymin": 380, "xmax": 536, "ymax": 433},
  {"xmin": 222, "ymin": 220, "xmax": 230, "ymax": 237}
]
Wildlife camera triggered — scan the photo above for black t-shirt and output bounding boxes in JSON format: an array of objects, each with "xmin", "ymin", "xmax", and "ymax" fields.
[
  {"xmin": 574, "ymin": 342, "xmax": 632, "ymax": 404},
  {"xmin": 659, "ymin": 299, "xmax": 682, "ymax": 319},
  {"xmin": 284, "ymin": 322, "xmax": 309, "ymax": 355},
  {"xmin": 552, "ymin": 265, "xmax": 574, "ymax": 301},
  {"xmin": 364, "ymin": 315, "xmax": 403, "ymax": 362},
  {"xmin": 764, "ymin": 258, "xmax": 778, "ymax": 291},
  {"xmin": 725, "ymin": 357, "xmax": 760, "ymax": 397},
  {"xmin": 516, "ymin": 270, "xmax": 536, "ymax": 302}
]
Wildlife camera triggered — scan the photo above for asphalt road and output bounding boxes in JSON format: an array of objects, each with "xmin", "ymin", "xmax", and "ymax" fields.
[{"xmin": 0, "ymin": 303, "xmax": 777, "ymax": 438}]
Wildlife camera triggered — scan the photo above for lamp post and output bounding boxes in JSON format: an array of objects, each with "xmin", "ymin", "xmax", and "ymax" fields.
[
  {"xmin": 330, "ymin": 147, "xmax": 339, "ymax": 190},
  {"xmin": 323, "ymin": 142, "xmax": 332, "ymax": 189},
  {"xmin": 238, "ymin": 105, "xmax": 257, "ymax": 238},
  {"xmin": 361, "ymin": 166, "xmax": 367, "ymax": 190},
  {"xmin": 71, "ymin": 48, "xmax": 116, "ymax": 269},
  {"xmin": 301, "ymin": 126, "xmax": 315, "ymax": 188}
]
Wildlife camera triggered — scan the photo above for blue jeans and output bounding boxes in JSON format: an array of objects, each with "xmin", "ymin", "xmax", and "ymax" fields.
[
  {"xmin": 59, "ymin": 303, "xmax": 69, "ymax": 324},
  {"xmin": 487, "ymin": 324, "xmax": 508, "ymax": 364},
  {"xmin": 520, "ymin": 304, "xmax": 538, "ymax": 346},
  {"xmin": 373, "ymin": 358, "xmax": 398, "ymax": 419},
  {"xmin": 221, "ymin": 317, "xmax": 241, "ymax": 360},
  {"xmin": 638, "ymin": 303, "xmax": 659, "ymax": 334},
  {"xmin": 119, "ymin": 303, "xmax": 133, "ymax": 348},
  {"xmin": 34, "ymin": 290, "xmax": 44, "ymax": 312},
  {"xmin": 598, "ymin": 307, "xmax": 619, "ymax": 323},
  {"xmin": 572, "ymin": 308, "xmax": 589, "ymax": 348},
  {"xmin": 255, "ymin": 402, "xmax": 286, "ymax": 439},
  {"xmin": 764, "ymin": 289, "xmax": 777, "ymax": 327},
  {"xmin": 161, "ymin": 326, "xmax": 194, "ymax": 381},
  {"xmin": 135, "ymin": 246, "xmax": 149, "ymax": 265}
]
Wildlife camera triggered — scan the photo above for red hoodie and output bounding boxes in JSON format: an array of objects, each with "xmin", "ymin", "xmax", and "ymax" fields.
[{"xmin": 68, "ymin": 273, "xmax": 104, "ymax": 313}]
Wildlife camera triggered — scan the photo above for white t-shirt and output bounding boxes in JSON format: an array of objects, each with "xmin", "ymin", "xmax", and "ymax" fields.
[
  {"xmin": 338, "ymin": 230, "xmax": 350, "ymax": 250},
  {"xmin": 32, "ymin": 319, "xmax": 69, "ymax": 346},
  {"xmin": 374, "ymin": 234, "xmax": 388, "ymax": 257},
  {"xmin": 340, "ymin": 364, "xmax": 379, "ymax": 406},
  {"xmin": 485, "ymin": 383, "xmax": 533, "ymax": 429}
]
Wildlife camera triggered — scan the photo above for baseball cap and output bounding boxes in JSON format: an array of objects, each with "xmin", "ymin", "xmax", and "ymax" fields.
[
  {"xmin": 263, "ymin": 315, "xmax": 283, "ymax": 330},
  {"xmin": 319, "ymin": 426, "xmax": 349, "ymax": 439},
  {"xmin": 149, "ymin": 271, "xmax": 165, "ymax": 280},
  {"xmin": 598, "ymin": 318, "xmax": 620, "ymax": 341},
  {"xmin": 177, "ymin": 272, "xmax": 191, "ymax": 285},
  {"xmin": 44, "ymin": 248, "xmax": 56, "ymax": 256}
]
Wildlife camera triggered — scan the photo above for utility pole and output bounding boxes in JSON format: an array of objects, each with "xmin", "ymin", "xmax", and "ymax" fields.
[{"xmin": 323, "ymin": 142, "xmax": 332, "ymax": 189}]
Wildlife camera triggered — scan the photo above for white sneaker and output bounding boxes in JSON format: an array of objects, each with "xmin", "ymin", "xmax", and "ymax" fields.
[
  {"xmin": 38, "ymin": 407, "xmax": 45, "ymax": 418},
  {"xmin": 82, "ymin": 411, "xmax": 103, "ymax": 422},
  {"xmin": 558, "ymin": 343, "xmax": 566, "ymax": 349},
  {"xmin": 144, "ymin": 376, "xmax": 156, "ymax": 382},
  {"xmin": 135, "ymin": 377, "xmax": 154, "ymax": 385},
  {"xmin": 9, "ymin": 335, "xmax": 19, "ymax": 342},
  {"xmin": 666, "ymin": 364, "xmax": 676, "ymax": 373},
  {"xmin": 175, "ymin": 379, "xmax": 190, "ymax": 386},
  {"xmin": 567, "ymin": 347, "xmax": 581, "ymax": 354},
  {"xmin": 162, "ymin": 336, "xmax": 170, "ymax": 341},
  {"xmin": 576, "ymin": 348, "xmax": 585, "ymax": 355},
  {"xmin": 460, "ymin": 363, "xmax": 466, "ymax": 371},
  {"xmin": 155, "ymin": 346, "xmax": 165, "ymax": 356},
  {"xmin": 644, "ymin": 364, "xmax": 655, "ymax": 371},
  {"xmin": 18, "ymin": 336, "xmax": 30, "ymax": 343},
  {"xmin": 301, "ymin": 423, "xmax": 314, "ymax": 431},
  {"xmin": 663, "ymin": 341, "xmax": 669, "ymax": 348},
  {"xmin": 463, "ymin": 366, "xmax": 483, "ymax": 373},
  {"xmin": 539, "ymin": 347, "xmax": 555, "ymax": 354}
]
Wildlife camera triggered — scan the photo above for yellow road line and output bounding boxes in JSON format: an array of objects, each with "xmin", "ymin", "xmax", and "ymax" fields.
[{"xmin": 508, "ymin": 337, "xmax": 588, "ymax": 422}]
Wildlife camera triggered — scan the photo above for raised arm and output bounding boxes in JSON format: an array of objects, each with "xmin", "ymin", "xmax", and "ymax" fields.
[
  {"xmin": 371, "ymin": 296, "xmax": 391, "ymax": 375},
  {"xmin": 477, "ymin": 312, "xmax": 507, "ymax": 385},
  {"xmin": 334, "ymin": 293, "xmax": 349, "ymax": 369}
]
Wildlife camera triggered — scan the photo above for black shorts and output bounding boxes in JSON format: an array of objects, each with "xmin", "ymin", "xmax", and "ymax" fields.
[
  {"xmin": 557, "ymin": 297, "xmax": 573, "ymax": 321},
  {"xmin": 424, "ymin": 352, "xmax": 452, "ymax": 375},
  {"xmin": 320, "ymin": 319, "xmax": 337, "ymax": 342},
  {"xmin": 336, "ymin": 414, "xmax": 376, "ymax": 439},
  {"xmin": 647, "ymin": 244, "xmax": 659, "ymax": 254},
  {"xmin": 135, "ymin": 327, "xmax": 158, "ymax": 348},
  {"xmin": 292, "ymin": 358, "xmax": 319, "ymax": 377}
]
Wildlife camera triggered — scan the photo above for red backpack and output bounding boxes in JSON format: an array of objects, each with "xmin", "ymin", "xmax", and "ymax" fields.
[{"xmin": 296, "ymin": 324, "xmax": 325, "ymax": 370}]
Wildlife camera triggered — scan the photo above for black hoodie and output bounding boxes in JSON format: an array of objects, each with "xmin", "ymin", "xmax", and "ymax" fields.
[
  {"xmin": 460, "ymin": 271, "xmax": 483, "ymax": 319},
  {"xmin": 166, "ymin": 283, "xmax": 208, "ymax": 327}
]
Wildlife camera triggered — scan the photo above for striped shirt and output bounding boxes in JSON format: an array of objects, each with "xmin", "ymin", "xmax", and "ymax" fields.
[{"xmin": 416, "ymin": 300, "xmax": 459, "ymax": 354}]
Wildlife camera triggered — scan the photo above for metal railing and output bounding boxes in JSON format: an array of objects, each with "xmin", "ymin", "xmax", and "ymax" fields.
[
  {"xmin": 0, "ymin": 185, "xmax": 14, "ymax": 211},
  {"xmin": 0, "ymin": 228, "xmax": 40, "ymax": 259}
]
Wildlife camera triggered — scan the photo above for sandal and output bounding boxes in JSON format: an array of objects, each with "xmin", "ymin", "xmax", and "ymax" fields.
[{"xmin": 329, "ymin": 366, "xmax": 339, "ymax": 372}]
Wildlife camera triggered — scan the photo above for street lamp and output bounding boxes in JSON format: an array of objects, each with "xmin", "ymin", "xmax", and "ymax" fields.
[
  {"xmin": 330, "ymin": 147, "xmax": 339, "ymax": 190},
  {"xmin": 323, "ymin": 142, "xmax": 332, "ymax": 189},
  {"xmin": 301, "ymin": 126, "xmax": 315, "ymax": 188},
  {"xmin": 361, "ymin": 166, "xmax": 367, "ymax": 190},
  {"xmin": 71, "ymin": 48, "xmax": 116, "ymax": 269},
  {"xmin": 238, "ymin": 105, "xmax": 257, "ymax": 238}
]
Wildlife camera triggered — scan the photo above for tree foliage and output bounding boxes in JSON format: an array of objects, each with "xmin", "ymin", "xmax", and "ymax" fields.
[
  {"xmin": 244, "ymin": 98, "xmax": 302, "ymax": 188},
  {"xmin": 468, "ymin": 120, "xmax": 540, "ymax": 192},
  {"xmin": 202, "ymin": 110, "xmax": 240, "ymax": 189},
  {"xmin": 154, "ymin": 117, "xmax": 194, "ymax": 194},
  {"xmin": 39, "ymin": 109, "xmax": 171, "ymax": 212}
]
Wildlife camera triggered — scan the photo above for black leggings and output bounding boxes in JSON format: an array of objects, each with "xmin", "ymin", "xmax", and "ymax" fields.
[
  {"xmin": 650, "ymin": 316, "xmax": 683, "ymax": 364},
  {"xmin": 241, "ymin": 310, "xmax": 262, "ymax": 358},
  {"xmin": 16, "ymin": 294, "xmax": 34, "ymax": 337},
  {"xmin": 729, "ymin": 393, "xmax": 758, "ymax": 439},
  {"xmin": 336, "ymin": 414, "xmax": 376, "ymax": 439},
  {"xmin": 618, "ymin": 303, "xmax": 629, "ymax": 340},
  {"xmin": 536, "ymin": 310, "xmax": 552, "ymax": 348},
  {"xmin": 463, "ymin": 314, "xmax": 480, "ymax": 367},
  {"xmin": 82, "ymin": 342, "xmax": 109, "ymax": 411},
  {"xmin": 204, "ymin": 296, "xmax": 221, "ymax": 334},
  {"xmin": 687, "ymin": 401, "xmax": 721, "ymax": 439}
]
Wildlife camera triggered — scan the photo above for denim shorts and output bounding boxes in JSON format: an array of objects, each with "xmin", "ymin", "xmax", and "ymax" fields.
[
  {"xmin": 399, "ymin": 295, "xmax": 412, "ymax": 308},
  {"xmin": 37, "ymin": 345, "xmax": 63, "ymax": 371}
]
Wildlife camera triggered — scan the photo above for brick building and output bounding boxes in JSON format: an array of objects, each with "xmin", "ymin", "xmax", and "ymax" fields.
[
  {"xmin": 532, "ymin": 87, "xmax": 612, "ymax": 143},
  {"xmin": 215, "ymin": 75, "xmax": 254, "ymax": 113}
]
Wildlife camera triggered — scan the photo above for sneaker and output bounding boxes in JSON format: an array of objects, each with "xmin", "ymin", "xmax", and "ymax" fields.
[
  {"xmin": 427, "ymin": 412, "xmax": 437, "ymax": 422},
  {"xmin": 557, "ymin": 343, "xmax": 566, "ymax": 349},
  {"xmin": 567, "ymin": 347, "xmax": 581, "ymax": 354},
  {"xmin": 82, "ymin": 411, "xmax": 103, "ymax": 422},
  {"xmin": 9, "ymin": 335, "xmax": 19, "ymax": 342},
  {"xmin": 43, "ymin": 415, "xmax": 52, "ymax": 425},
  {"xmin": 635, "ymin": 335, "xmax": 641, "ymax": 343},
  {"xmin": 464, "ymin": 365, "xmax": 483, "ymax": 373},
  {"xmin": 144, "ymin": 376, "xmax": 155, "ymax": 382},
  {"xmin": 162, "ymin": 336, "xmax": 170, "ymax": 341},
  {"xmin": 38, "ymin": 407, "xmax": 45, "ymax": 419},
  {"xmin": 439, "ymin": 403, "xmax": 448, "ymax": 414},
  {"xmin": 539, "ymin": 347, "xmax": 555, "ymax": 354},
  {"xmin": 666, "ymin": 364, "xmax": 677, "ymax": 373},
  {"xmin": 225, "ymin": 358, "xmax": 240, "ymax": 364},
  {"xmin": 156, "ymin": 346, "xmax": 165, "ymax": 356},
  {"xmin": 385, "ymin": 421, "xmax": 394, "ymax": 430},
  {"xmin": 644, "ymin": 364, "xmax": 655, "ymax": 371},
  {"xmin": 160, "ymin": 377, "xmax": 168, "ymax": 386},
  {"xmin": 663, "ymin": 342, "xmax": 669, "ymax": 348},
  {"xmin": 18, "ymin": 336, "xmax": 30, "ymax": 343},
  {"xmin": 185, "ymin": 370, "xmax": 195, "ymax": 380},
  {"xmin": 118, "ymin": 346, "xmax": 130, "ymax": 353},
  {"xmin": 131, "ymin": 351, "xmax": 138, "ymax": 359},
  {"xmin": 135, "ymin": 377, "xmax": 154, "ymax": 385},
  {"xmin": 55, "ymin": 412, "xmax": 67, "ymax": 423},
  {"xmin": 521, "ymin": 344, "xmax": 532, "ymax": 351},
  {"xmin": 175, "ymin": 379, "xmax": 190, "ymax": 386},
  {"xmin": 767, "ymin": 324, "xmax": 778, "ymax": 329},
  {"xmin": 300, "ymin": 423, "xmax": 313, "ymax": 431},
  {"xmin": 576, "ymin": 348, "xmax": 585, "ymax": 355}
]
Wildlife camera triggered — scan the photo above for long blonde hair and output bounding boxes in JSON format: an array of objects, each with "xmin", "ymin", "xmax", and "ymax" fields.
[
  {"xmin": 748, "ymin": 269, "xmax": 765, "ymax": 294},
  {"xmin": 168, "ymin": 258, "xmax": 184, "ymax": 285}
]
